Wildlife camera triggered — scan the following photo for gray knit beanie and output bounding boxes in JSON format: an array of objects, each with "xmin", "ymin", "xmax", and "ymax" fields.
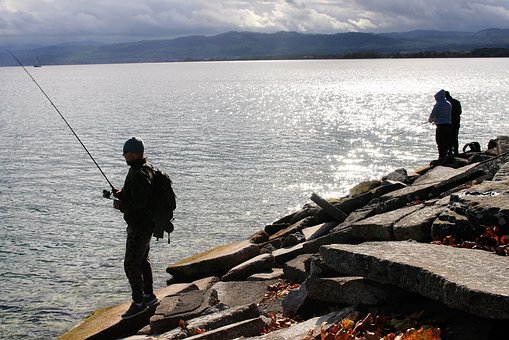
[{"xmin": 123, "ymin": 136, "xmax": 144, "ymax": 154}]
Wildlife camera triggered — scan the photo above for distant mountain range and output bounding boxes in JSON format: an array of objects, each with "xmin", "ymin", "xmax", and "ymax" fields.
[{"xmin": 2, "ymin": 29, "xmax": 509, "ymax": 67}]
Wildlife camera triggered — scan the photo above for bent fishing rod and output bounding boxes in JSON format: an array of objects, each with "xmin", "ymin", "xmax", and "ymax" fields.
[{"xmin": 7, "ymin": 49, "xmax": 116, "ymax": 191}]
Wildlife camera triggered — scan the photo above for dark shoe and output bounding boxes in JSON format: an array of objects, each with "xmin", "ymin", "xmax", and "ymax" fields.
[
  {"xmin": 121, "ymin": 302, "xmax": 148, "ymax": 319},
  {"xmin": 143, "ymin": 293, "xmax": 158, "ymax": 306}
]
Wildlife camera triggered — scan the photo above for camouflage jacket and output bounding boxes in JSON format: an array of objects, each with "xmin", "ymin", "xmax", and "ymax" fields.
[{"xmin": 120, "ymin": 158, "xmax": 154, "ymax": 228}]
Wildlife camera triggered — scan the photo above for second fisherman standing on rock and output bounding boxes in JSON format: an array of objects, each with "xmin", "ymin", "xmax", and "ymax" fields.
[
  {"xmin": 429, "ymin": 89, "xmax": 452, "ymax": 165},
  {"xmin": 445, "ymin": 91, "xmax": 462, "ymax": 156},
  {"xmin": 113, "ymin": 136, "xmax": 158, "ymax": 319}
]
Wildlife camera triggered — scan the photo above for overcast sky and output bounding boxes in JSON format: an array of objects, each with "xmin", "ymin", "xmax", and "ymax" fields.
[{"xmin": 1, "ymin": 0, "xmax": 508, "ymax": 45}]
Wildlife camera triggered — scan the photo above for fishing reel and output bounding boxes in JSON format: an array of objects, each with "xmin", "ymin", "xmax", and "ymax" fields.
[
  {"xmin": 102, "ymin": 190, "xmax": 112, "ymax": 199},
  {"xmin": 102, "ymin": 188, "xmax": 119, "ymax": 199}
]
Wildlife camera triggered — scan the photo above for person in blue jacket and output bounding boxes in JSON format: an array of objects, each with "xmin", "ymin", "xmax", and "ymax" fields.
[{"xmin": 428, "ymin": 89, "xmax": 452, "ymax": 163}]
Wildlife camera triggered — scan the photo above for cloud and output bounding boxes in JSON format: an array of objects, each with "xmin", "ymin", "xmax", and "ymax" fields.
[
  {"xmin": 350, "ymin": 0, "xmax": 509, "ymax": 31},
  {"xmin": 0, "ymin": 0, "xmax": 508, "ymax": 45}
]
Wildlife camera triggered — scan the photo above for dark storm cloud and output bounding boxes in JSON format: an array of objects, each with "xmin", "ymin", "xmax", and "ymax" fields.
[{"xmin": 1, "ymin": 0, "xmax": 508, "ymax": 44}]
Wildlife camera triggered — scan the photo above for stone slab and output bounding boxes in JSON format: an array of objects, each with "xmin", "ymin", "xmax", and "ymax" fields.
[
  {"xmin": 302, "ymin": 225, "xmax": 356, "ymax": 253},
  {"xmin": 371, "ymin": 180, "xmax": 407, "ymax": 198},
  {"xmin": 158, "ymin": 303, "xmax": 261, "ymax": 339},
  {"xmin": 303, "ymin": 221, "xmax": 339, "ymax": 241},
  {"xmin": 493, "ymin": 161, "xmax": 509, "ymax": 181},
  {"xmin": 211, "ymin": 280, "xmax": 280, "ymax": 309},
  {"xmin": 244, "ymin": 308, "xmax": 353, "ymax": 340},
  {"xmin": 393, "ymin": 197, "xmax": 450, "ymax": 242},
  {"xmin": 247, "ymin": 268, "xmax": 284, "ymax": 281},
  {"xmin": 310, "ymin": 192, "xmax": 347, "ymax": 221},
  {"xmin": 307, "ymin": 254, "xmax": 337, "ymax": 278},
  {"xmin": 378, "ymin": 164, "xmax": 483, "ymax": 211},
  {"xmin": 351, "ymin": 204, "xmax": 423, "ymax": 241},
  {"xmin": 431, "ymin": 208, "xmax": 482, "ymax": 242},
  {"xmin": 450, "ymin": 180, "xmax": 509, "ymax": 227},
  {"xmin": 186, "ymin": 303, "xmax": 260, "ymax": 333},
  {"xmin": 167, "ymin": 240, "xmax": 260, "ymax": 282},
  {"xmin": 58, "ymin": 283, "xmax": 197, "ymax": 340},
  {"xmin": 282, "ymin": 254, "xmax": 312, "ymax": 283},
  {"xmin": 192, "ymin": 277, "xmax": 220, "ymax": 291},
  {"xmin": 473, "ymin": 152, "xmax": 509, "ymax": 178},
  {"xmin": 150, "ymin": 289, "xmax": 218, "ymax": 334},
  {"xmin": 269, "ymin": 217, "xmax": 314, "ymax": 241},
  {"xmin": 301, "ymin": 224, "xmax": 322, "ymax": 240},
  {"xmin": 185, "ymin": 317, "xmax": 268, "ymax": 340},
  {"xmin": 222, "ymin": 253, "xmax": 275, "ymax": 281},
  {"xmin": 320, "ymin": 241, "xmax": 509, "ymax": 319},
  {"xmin": 282, "ymin": 275, "xmax": 412, "ymax": 318},
  {"xmin": 273, "ymin": 243, "xmax": 306, "ymax": 265},
  {"xmin": 283, "ymin": 276, "xmax": 412, "ymax": 317},
  {"xmin": 496, "ymin": 136, "xmax": 509, "ymax": 154},
  {"xmin": 305, "ymin": 276, "xmax": 413, "ymax": 305}
]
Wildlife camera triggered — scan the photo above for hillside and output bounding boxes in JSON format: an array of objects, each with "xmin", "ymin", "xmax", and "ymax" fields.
[{"xmin": 1, "ymin": 29, "xmax": 509, "ymax": 66}]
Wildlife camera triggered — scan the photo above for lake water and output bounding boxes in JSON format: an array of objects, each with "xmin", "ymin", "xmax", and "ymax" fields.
[{"xmin": 1, "ymin": 58, "xmax": 508, "ymax": 338}]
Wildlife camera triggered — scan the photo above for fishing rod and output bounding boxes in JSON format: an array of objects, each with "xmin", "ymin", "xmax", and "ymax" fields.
[
  {"xmin": 386, "ymin": 120, "xmax": 430, "ymax": 139},
  {"xmin": 6, "ymin": 49, "xmax": 116, "ymax": 191}
]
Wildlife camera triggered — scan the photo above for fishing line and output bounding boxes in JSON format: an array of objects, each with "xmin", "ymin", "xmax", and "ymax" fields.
[
  {"xmin": 6, "ymin": 49, "xmax": 115, "ymax": 190},
  {"xmin": 383, "ymin": 120, "xmax": 430, "ymax": 140}
]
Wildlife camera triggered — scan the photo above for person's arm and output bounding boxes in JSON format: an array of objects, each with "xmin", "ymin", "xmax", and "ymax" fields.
[
  {"xmin": 428, "ymin": 106, "xmax": 437, "ymax": 123},
  {"xmin": 112, "ymin": 188, "xmax": 123, "ymax": 210}
]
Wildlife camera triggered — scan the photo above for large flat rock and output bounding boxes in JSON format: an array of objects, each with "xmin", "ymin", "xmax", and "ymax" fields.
[
  {"xmin": 185, "ymin": 317, "xmax": 268, "ymax": 340},
  {"xmin": 351, "ymin": 204, "xmax": 423, "ymax": 241},
  {"xmin": 378, "ymin": 164, "xmax": 483, "ymax": 211},
  {"xmin": 158, "ymin": 303, "xmax": 260, "ymax": 339},
  {"xmin": 212, "ymin": 280, "xmax": 284, "ymax": 316},
  {"xmin": 150, "ymin": 289, "xmax": 218, "ymax": 334},
  {"xmin": 393, "ymin": 197, "xmax": 450, "ymax": 242},
  {"xmin": 222, "ymin": 253, "xmax": 274, "ymax": 281},
  {"xmin": 282, "ymin": 276, "xmax": 412, "ymax": 317},
  {"xmin": 167, "ymin": 240, "xmax": 260, "ymax": 282},
  {"xmin": 450, "ymin": 179, "xmax": 509, "ymax": 227},
  {"xmin": 212, "ymin": 280, "xmax": 279, "ymax": 309},
  {"xmin": 58, "ymin": 283, "xmax": 197, "ymax": 340},
  {"xmin": 282, "ymin": 254, "xmax": 312, "ymax": 283},
  {"xmin": 304, "ymin": 276, "xmax": 413, "ymax": 305},
  {"xmin": 273, "ymin": 243, "xmax": 306, "ymax": 265},
  {"xmin": 431, "ymin": 208, "xmax": 482, "ymax": 242},
  {"xmin": 184, "ymin": 303, "xmax": 260, "ymax": 335},
  {"xmin": 320, "ymin": 241, "xmax": 509, "ymax": 319}
]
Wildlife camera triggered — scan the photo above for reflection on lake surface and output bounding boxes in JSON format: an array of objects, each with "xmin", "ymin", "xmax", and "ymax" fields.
[{"xmin": 0, "ymin": 58, "xmax": 508, "ymax": 338}]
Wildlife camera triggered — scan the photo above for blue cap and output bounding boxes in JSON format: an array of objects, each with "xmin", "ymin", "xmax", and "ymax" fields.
[{"xmin": 123, "ymin": 137, "xmax": 144, "ymax": 154}]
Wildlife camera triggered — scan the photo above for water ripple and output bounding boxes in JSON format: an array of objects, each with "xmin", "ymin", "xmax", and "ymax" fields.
[{"xmin": 1, "ymin": 58, "xmax": 508, "ymax": 339}]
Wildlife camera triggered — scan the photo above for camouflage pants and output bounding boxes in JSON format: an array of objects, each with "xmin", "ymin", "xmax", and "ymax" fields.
[{"xmin": 124, "ymin": 225, "xmax": 153, "ymax": 303}]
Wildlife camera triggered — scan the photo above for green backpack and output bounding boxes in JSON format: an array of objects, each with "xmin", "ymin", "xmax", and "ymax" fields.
[{"xmin": 146, "ymin": 164, "xmax": 176, "ymax": 243}]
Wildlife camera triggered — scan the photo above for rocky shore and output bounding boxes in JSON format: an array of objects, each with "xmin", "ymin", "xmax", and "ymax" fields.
[{"xmin": 59, "ymin": 137, "xmax": 509, "ymax": 340}]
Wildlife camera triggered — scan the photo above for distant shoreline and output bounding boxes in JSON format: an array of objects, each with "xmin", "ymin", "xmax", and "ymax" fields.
[{"xmin": 2, "ymin": 48, "xmax": 509, "ymax": 68}]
